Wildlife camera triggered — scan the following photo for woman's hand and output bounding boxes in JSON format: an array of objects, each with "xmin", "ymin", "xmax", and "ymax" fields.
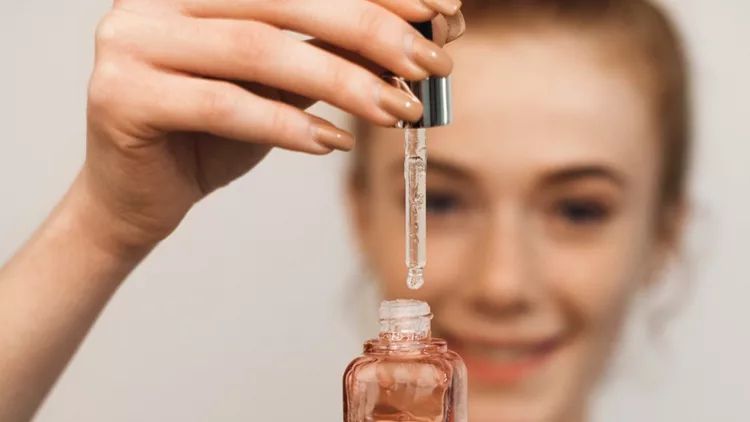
[
  {"xmin": 81, "ymin": 0, "xmax": 464, "ymax": 255},
  {"xmin": 0, "ymin": 4, "xmax": 465, "ymax": 418},
  {"xmin": 0, "ymin": 3, "xmax": 467, "ymax": 418}
]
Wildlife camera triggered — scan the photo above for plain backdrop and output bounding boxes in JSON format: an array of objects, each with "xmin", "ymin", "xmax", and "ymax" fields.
[{"xmin": 1, "ymin": 1, "xmax": 749, "ymax": 421}]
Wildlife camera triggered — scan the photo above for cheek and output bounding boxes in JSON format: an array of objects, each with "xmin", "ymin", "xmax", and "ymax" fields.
[
  {"xmin": 543, "ymin": 218, "xmax": 658, "ymax": 333},
  {"xmin": 548, "ymin": 244, "xmax": 632, "ymax": 330}
]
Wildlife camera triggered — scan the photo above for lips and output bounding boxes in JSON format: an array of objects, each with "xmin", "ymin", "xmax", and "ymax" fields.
[{"xmin": 438, "ymin": 331, "xmax": 563, "ymax": 385}]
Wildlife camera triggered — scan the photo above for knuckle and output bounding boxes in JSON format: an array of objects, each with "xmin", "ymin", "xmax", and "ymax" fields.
[
  {"xmin": 88, "ymin": 60, "xmax": 125, "ymax": 113},
  {"xmin": 197, "ymin": 83, "xmax": 238, "ymax": 125},
  {"xmin": 267, "ymin": 104, "xmax": 291, "ymax": 139},
  {"xmin": 356, "ymin": 6, "xmax": 386, "ymax": 47},
  {"xmin": 357, "ymin": 7, "xmax": 383, "ymax": 42},
  {"xmin": 87, "ymin": 61, "xmax": 152, "ymax": 142},
  {"xmin": 95, "ymin": 12, "xmax": 126, "ymax": 52},
  {"xmin": 329, "ymin": 62, "xmax": 369, "ymax": 109},
  {"xmin": 225, "ymin": 21, "xmax": 276, "ymax": 70},
  {"xmin": 328, "ymin": 64, "xmax": 354, "ymax": 102},
  {"xmin": 267, "ymin": 104, "xmax": 307, "ymax": 145},
  {"xmin": 328, "ymin": 62, "xmax": 349, "ymax": 95}
]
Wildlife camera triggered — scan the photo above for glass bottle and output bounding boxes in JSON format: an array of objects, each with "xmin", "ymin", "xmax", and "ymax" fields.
[{"xmin": 343, "ymin": 300, "xmax": 468, "ymax": 422}]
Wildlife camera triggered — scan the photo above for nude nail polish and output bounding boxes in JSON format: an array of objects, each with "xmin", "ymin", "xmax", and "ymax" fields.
[
  {"xmin": 378, "ymin": 85, "xmax": 424, "ymax": 123},
  {"xmin": 313, "ymin": 122, "xmax": 354, "ymax": 151},
  {"xmin": 410, "ymin": 34, "xmax": 454, "ymax": 78}
]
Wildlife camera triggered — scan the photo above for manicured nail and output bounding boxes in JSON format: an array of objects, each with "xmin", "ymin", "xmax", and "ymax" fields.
[
  {"xmin": 409, "ymin": 33, "xmax": 454, "ymax": 77},
  {"xmin": 312, "ymin": 119, "xmax": 355, "ymax": 151},
  {"xmin": 403, "ymin": 61, "xmax": 431, "ymax": 81},
  {"xmin": 378, "ymin": 85, "xmax": 423, "ymax": 123},
  {"xmin": 422, "ymin": 0, "xmax": 462, "ymax": 16},
  {"xmin": 446, "ymin": 11, "xmax": 466, "ymax": 42}
]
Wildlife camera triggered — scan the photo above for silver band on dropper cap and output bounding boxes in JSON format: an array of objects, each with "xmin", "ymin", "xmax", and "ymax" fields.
[{"xmin": 383, "ymin": 20, "xmax": 453, "ymax": 129}]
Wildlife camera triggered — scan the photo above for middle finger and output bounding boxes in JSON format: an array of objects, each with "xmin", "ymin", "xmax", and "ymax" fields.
[{"xmin": 179, "ymin": 0, "xmax": 454, "ymax": 79}]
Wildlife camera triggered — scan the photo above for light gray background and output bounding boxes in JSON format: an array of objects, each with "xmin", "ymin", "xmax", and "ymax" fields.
[{"xmin": 1, "ymin": 1, "xmax": 748, "ymax": 421}]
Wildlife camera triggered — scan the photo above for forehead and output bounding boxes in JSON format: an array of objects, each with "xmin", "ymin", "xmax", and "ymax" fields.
[{"xmin": 367, "ymin": 29, "xmax": 660, "ymax": 187}]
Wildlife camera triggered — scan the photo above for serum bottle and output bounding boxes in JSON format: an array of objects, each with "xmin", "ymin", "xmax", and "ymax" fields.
[{"xmin": 343, "ymin": 300, "xmax": 468, "ymax": 422}]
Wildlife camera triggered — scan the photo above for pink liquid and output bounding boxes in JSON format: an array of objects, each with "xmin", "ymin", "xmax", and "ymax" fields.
[{"xmin": 343, "ymin": 301, "xmax": 467, "ymax": 422}]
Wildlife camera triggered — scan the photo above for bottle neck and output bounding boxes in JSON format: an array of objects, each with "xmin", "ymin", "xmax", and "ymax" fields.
[{"xmin": 377, "ymin": 299, "xmax": 433, "ymax": 342}]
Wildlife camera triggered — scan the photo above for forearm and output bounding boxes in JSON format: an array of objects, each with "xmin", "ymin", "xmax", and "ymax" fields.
[{"xmin": 0, "ymin": 175, "xmax": 150, "ymax": 422}]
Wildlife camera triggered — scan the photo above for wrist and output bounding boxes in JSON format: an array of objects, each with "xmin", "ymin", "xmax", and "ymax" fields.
[{"xmin": 52, "ymin": 171, "xmax": 156, "ymax": 266}]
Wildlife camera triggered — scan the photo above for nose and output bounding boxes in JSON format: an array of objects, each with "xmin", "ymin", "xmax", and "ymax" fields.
[{"xmin": 467, "ymin": 205, "xmax": 535, "ymax": 317}]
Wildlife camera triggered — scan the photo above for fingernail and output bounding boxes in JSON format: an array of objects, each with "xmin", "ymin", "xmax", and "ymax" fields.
[
  {"xmin": 422, "ymin": 0, "xmax": 462, "ymax": 16},
  {"xmin": 408, "ymin": 33, "xmax": 454, "ymax": 77},
  {"xmin": 446, "ymin": 11, "xmax": 466, "ymax": 42},
  {"xmin": 378, "ymin": 85, "xmax": 423, "ymax": 123},
  {"xmin": 312, "ymin": 119, "xmax": 355, "ymax": 151}
]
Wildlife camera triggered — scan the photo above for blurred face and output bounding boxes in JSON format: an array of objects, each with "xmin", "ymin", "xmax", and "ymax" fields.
[{"xmin": 349, "ymin": 27, "xmax": 674, "ymax": 422}]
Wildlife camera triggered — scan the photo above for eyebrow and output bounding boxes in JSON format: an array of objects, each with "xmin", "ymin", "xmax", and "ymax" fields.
[
  {"xmin": 542, "ymin": 165, "xmax": 627, "ymax": 188},
  {"xmin": 387, "ymin": 159, "xmax": 627, "ymax": 188}
]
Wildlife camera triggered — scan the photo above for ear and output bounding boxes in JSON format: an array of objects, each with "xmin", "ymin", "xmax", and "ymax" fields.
[{"xmin": 648, "ymin": 200, "xmax": 688, "ymax": 285}]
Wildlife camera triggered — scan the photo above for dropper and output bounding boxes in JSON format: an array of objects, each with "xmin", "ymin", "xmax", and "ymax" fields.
[{"xmin": 383, "ymin": 20, "xmax": 453, "ymax": 290}]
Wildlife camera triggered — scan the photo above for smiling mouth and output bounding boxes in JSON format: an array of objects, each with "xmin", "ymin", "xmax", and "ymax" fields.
[{"xmin": 438, "ymin": 331, "xmax": 565, "ymax": 385}]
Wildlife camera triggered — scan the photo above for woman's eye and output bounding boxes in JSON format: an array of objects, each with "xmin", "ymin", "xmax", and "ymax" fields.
[
  {"xmin": 426, "ymin": 193, "xmax": 461, "ymax": 215},
  {"xmin": 556, "ymin": 200, "xmax": 609, "ymax": 225}
]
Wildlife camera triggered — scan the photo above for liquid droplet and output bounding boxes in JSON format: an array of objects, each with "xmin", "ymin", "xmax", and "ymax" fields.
[{"xmin": 407, "ymin": 268, "xmax": 425, "ymax": 290}]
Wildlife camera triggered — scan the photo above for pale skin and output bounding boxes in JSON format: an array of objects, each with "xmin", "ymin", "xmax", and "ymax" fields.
[
  {"xmin": 0, "ymin": 0, "xmax": 466, "ymax": 420},
  {"xmin": 348, "ymin": 27, "xmax": 684, "ymax": 422}
]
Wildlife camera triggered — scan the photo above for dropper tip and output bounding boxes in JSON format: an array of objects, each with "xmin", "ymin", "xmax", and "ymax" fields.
[{"xmin": 407, "ymin": 268, "xmax": 425, "ymax": 290}]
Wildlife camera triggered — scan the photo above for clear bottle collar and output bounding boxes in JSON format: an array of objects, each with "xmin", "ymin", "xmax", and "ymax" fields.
[{"xmin": 378, "ymin": 299, "xmax": 433, "ymax": 341}]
